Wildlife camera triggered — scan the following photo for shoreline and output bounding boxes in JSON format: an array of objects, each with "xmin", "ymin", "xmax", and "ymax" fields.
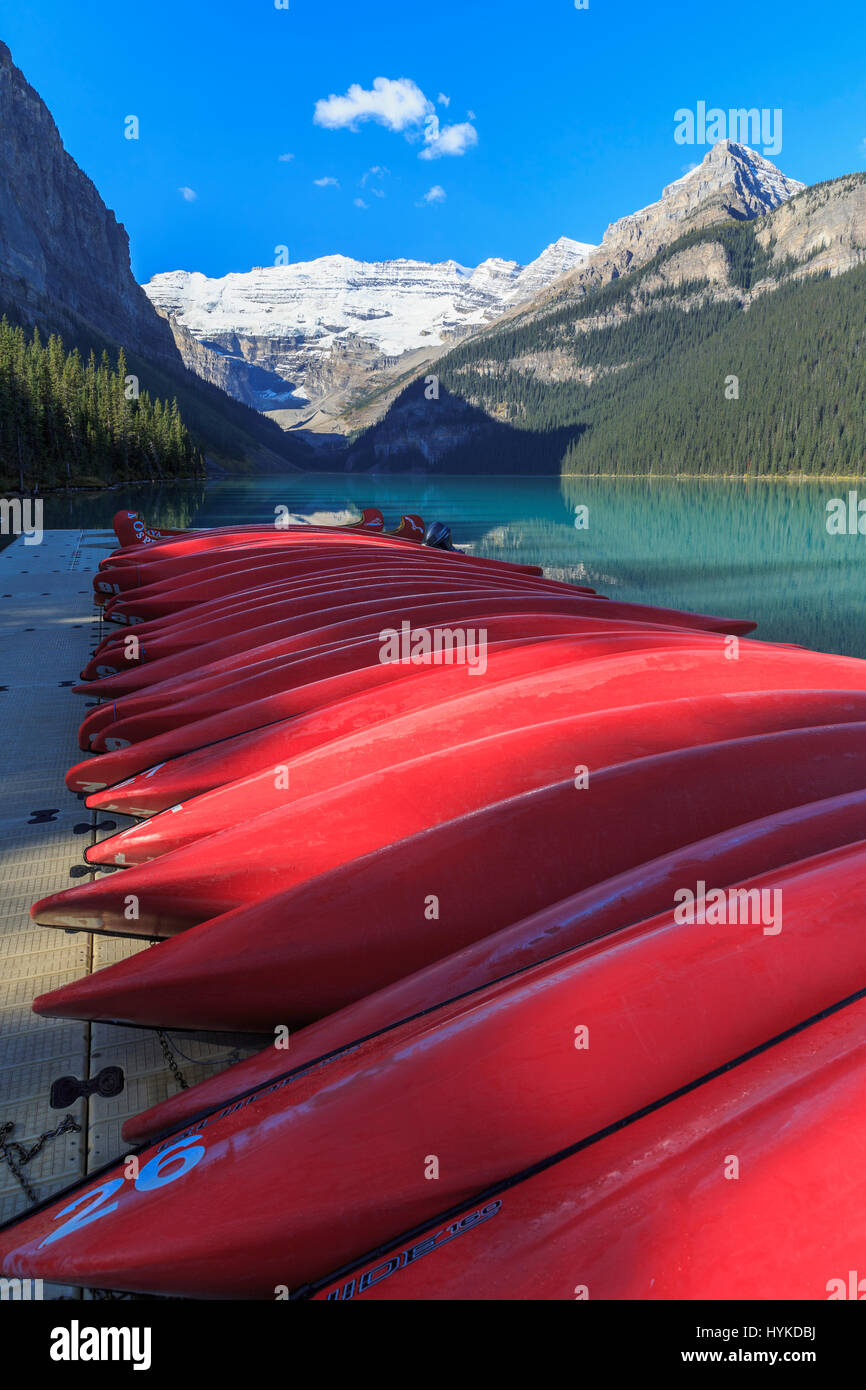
[{"xmin": 5, "ymin": 471, "xmax": 866, "ymax": 497}]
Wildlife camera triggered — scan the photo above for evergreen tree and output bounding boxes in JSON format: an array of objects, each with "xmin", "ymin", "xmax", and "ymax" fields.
[{"xmin": 0, "ymin": 320, "xmax": 205, "ymax": 488}]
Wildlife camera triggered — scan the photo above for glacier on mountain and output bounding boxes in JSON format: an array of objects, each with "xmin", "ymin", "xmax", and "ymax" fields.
[{"xmin": 143, "ymin": 238, "xmax": 596, "ymax": 364}]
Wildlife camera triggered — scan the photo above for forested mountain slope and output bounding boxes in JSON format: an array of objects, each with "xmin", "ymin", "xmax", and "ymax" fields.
[{"xmin": 346, "ymin": 174, "xmax": 866, "ymax": 477}]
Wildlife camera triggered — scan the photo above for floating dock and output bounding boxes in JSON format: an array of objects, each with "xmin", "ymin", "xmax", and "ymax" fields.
[{"xmin": 0, "ymin": 530, "xmax": 254, "ymax": 1297}]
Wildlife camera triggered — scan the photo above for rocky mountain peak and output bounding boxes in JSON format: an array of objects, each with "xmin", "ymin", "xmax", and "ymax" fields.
[
  {"xmin": 487, "ymin": 141, "xmax": 806, "ymax": 334},
  {"xmin": 601, "ymin": 141, "xmax": 805, "ymax": 260},
  {"xmin": 662, "ymin": 140, "xmax": 805, "ymax": 211}
]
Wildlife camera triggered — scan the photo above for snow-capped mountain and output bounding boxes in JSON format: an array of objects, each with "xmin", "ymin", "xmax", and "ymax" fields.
[{"xmin": 142, "ymin": 238, "xmax": 596, "ymax": 413}]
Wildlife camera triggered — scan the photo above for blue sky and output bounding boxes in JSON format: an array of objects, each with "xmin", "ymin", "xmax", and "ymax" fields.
[{"xmin": 5, "ymin": 0, "xmax": 866, "ymax": 281}]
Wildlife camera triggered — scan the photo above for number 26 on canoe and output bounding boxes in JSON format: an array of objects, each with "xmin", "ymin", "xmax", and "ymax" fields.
[{"xmin": 38, "ymin": 1136, "xmax": 206, "ymax": 1248}]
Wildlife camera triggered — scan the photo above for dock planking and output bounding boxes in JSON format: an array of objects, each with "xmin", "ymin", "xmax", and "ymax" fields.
[{"xmin": 0, "ymin": 530, "xmax": 257, "ymax": 1297}]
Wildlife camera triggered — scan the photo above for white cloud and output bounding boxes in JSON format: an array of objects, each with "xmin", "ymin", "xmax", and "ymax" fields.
[
  {"xmin": 354, "ymin": 197, "xmax": 369, "ymax": 209},
  {"xmin": 314, "ymin": 76, "xmax": 477, "ymax": 160},
  {"xmin": 315, "ymin": 77, "xmax": 431, "ymax": 132},
  {"xmin": 278, "ymin": 152, "xmax": 295, "ymax": 162},
  {"xmin": 420, "ymin": 121, "xmax": 478, "ymax": 160},
  {"xmin": 361, "ymin": 165, "xmax": 390, "ymax": 186},
  {"xmin": 438, "ymin": 93, "xmax": 451, "ymax": 107},
  {"xmin": 313, "ymin": 176, "xmax": 340, "ymax": 188},
  {"xmin": 178, "ymin": 186, "xmax": 198, "ymax": 202},
  {"xmin": 419, "ymin": 184, "xmax": 447, "ymax": 205},
  {"xmin": 371, "ymin": 187, "xmax": 386, "ymax": 198}
]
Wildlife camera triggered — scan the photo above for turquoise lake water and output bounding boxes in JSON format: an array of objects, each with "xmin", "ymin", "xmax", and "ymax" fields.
[{"xmin": 40, "ymin": 473, "xmax": 866, "ymax": 658}]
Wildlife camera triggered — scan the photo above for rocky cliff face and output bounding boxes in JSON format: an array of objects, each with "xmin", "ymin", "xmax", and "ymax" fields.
[
  {"xmin": 156, "ymin": 309, "xmax": 261, "ymax": 407},
  {"xmin": 0, "ymin": 41, "xmax": 313, "ymax": 472},
  {"xmin": 760, "ymin": 174, "xmax": 866, "ymax": 278},
  {"xmin": 0, "ymin": 41, "xmax": 179, "ymax": 366}
]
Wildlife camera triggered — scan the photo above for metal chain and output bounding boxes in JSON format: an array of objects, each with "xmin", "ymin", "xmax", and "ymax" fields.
[
  {"xmin": 0, "ymin": 1115, "xmax": 82, "ymax": 1205},
  {"xmin": 155, "ymin": 1030, "xmax": 189, "ymax": 1090}
]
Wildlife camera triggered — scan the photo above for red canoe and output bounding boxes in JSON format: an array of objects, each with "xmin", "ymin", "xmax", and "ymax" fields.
[
  {"xmin": 100, "ymin": 524, "xmax": 543, "ymax": 576},
  {"xmin": 101, "ymin": 556, "xmax": 587, "ymax": 625},
  {"xmin": 71, "ymin": 640, "xmax": 866, "ymax": 799},
  {"xmin": 80, "ymin": 633, "xmax": 722, "ymax": 810},
  {"xmin": 78, "ymin": 601, "xmax": 619, "ymax": 702},
  {"xmin": 95, "ymin": 571, "xmax": 590, "ymax": 651},
  {"xmin": 85, "ymin": 687, "xmax": 866, "ymax": 868},
  {"xmin": 310, "ymin": 987, "xmax": 866, "ymax": 1301},
  {"xmin": 99, "ymin": 551, "xmax": 581, "ymax": 624},
  {"xmin": 82, "ymin": 582, "xmax": 569, "ymax": 677},
  {"xmin": 77, "ymin": 588, "xmax": 728, "ymax": 703},
  {"xmin": 72, "ymin": 627, "xmax": 674, "ymax": 785},
  {"xmin": 78, "ymin": 594, "xmax": 639, "ymax": 687},
  {"xmin": 80, "ymin": 585, "xmax": 755, "ymax": 682},
  {"xmin": 89, "ymin": 629, "xmax": 724, "ymax": 754},
  {"xmin": 76, "ymin": 622, "xmax": 622, "ymax": 752},
  {"xmin": 110, "ymin": 506, "xmax": 388, "ymax": 549},
  {"xmin": 94, "ymin": 541, "xmax": 546, "ymax": 602}
]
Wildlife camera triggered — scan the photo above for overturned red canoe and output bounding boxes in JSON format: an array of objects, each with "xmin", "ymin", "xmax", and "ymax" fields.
[
  {"xmin": 101, "ymin": 555, "xmax": 586, "ymax": 626},
  {"xmin": 89, "ymin": 628, "xmax": 724, "ymax": 754},
  {"xmin": 80, "ymin": 584, "xmax": 754, "ymax": 682},
  {"xmin": 71, "ymin": 640, "xmax": 866, "ymax": 800},
  {"xmin": 77, "ymin": 601, "xmax": 613, "ymax": 702},
  {"xmin": 99, "ymin": 554, "xmax": 581, "ymax": 631},
  {"xmin": 94, "ymin": 541, "xmax": 546, "ymax": 604},
  {"xmin": 80, "ymin": 633, "xmax": 702, "ymax": 809},
  {"xmin": 72, "ymin": 627, "xmax": 671, "ymax": 788},
  {"xmin": 78, "ymin": 593, "xmax": 638, "ymax": 688},
  {"xmin": 96, "ymin": 575, "xmax": 592, "ymax": 658},
  {"xmin": 76, "ymin": 621, "xmax": 615, "ymax": 752},
  {"xmin": 96, "ymin": 537, "xmax": 414, "ymax": 592},
  {"xmin": 82, "ymin": 582, "xmax": 563, "ymax": 677},
  {"xmin": 85, "ymin": 687, "xmax": 866, "ymax": 868},
  {"xmin": 110, "ymin": 506, "xmax": 388, "ymax": 549},
  {"xmin": 99, "ymin": 522, "xmax": 543, "ymax": 576},
  {"xmin": 310, "ymin": 986, "xmax": 866, "ymax": 1301}
]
